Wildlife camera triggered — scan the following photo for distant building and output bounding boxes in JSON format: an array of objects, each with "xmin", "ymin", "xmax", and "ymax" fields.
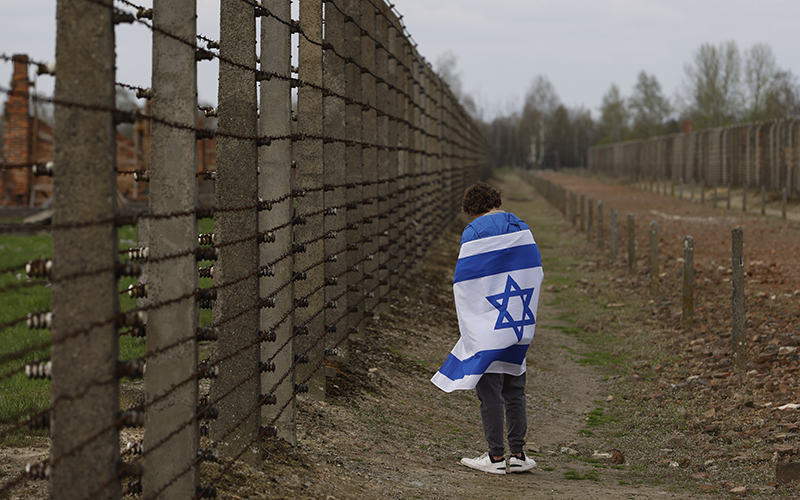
[{"xmin": 0, "ymin": 53, "xmax": 216, "ymax": 207}]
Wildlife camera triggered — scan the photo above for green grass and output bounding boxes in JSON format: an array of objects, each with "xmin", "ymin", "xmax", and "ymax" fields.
[
  {"xmin": 542, "ymin": 275, "xmax": 572, "ymax": 285},
  {"xmin": 1, "ymin": 233, "xmax": 54, "ymax": 426},
  {"xmin": 586, "ymin": 408, "xmax": 615, "ymax": 427},
  {"xmin": 0, "ymin": 221, "xmax": 214, "ymax": 438},
  {"xmin": 564, "ymin": 470, "xmax": 601, "ymax": 482},
  {"xmin": 554, "ymin": 314, "xmax": 578, "ymax": 324},
  {"xmin": 558, "ymin": 345, "xmax": 578, "ymax": 355},
  {"xmin": 577, "ymin": 350, "xmax": 620, "ymax": 366}
]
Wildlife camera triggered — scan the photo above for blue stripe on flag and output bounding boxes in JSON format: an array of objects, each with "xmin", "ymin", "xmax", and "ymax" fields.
[
  {"xmin": 437, "ymin": 344, "xmax": 529, "ymax": 381},
  {"xmin": 453, "ymin": 244, "xmax": 542, "ymax": 284}
]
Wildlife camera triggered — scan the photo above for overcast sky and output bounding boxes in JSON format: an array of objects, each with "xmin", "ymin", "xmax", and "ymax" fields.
[{"xmin": 2, "ymin": 0, "xmax": 800, "ymax": 120}]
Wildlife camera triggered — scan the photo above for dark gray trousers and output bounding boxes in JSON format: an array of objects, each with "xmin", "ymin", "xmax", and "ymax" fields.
[{"xmin": 475, "ymin": 372, "xmax": 527, "ymax": 456}]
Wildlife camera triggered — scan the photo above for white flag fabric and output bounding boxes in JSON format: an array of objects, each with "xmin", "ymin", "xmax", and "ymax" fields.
[{"xmin": 431, "ymin": 229, "xmax": 543, "ymax": 393}]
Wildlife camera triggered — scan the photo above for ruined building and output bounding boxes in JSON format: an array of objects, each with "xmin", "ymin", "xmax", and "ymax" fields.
[{"xmin": 1, "ymin": 54, "xmax": 216, "ymax": 207}]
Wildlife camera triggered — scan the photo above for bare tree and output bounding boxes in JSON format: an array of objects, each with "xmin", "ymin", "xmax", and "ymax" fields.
[
  {"xmin": 743, "ymin": 43, "xmax": 777, "ymax": 120},
  {"xmin": 434, "ymin": 49, "xmax": 463, "ymax": 101},
  {"xmin": 628, "ymin": 71, "xmax": 671, "ymax": 139},
  {"xmin": 520, "ymin": 75, "xmax": 560, "ymax": 167},
  {"xmin": 488, "ymin": 113, "xmax": 522, "ymax": 168},
  {"xmin": 681, "ymin": 41, "xmax": 742, "ymax": 128},
  {"xmin": 766, "ymin": 70, "xmax": 800, "ymax": 119},
  {"xmin": 434, "ymin": 49, "xmax": 483, "ymax": 121},
  {"xmin": 569, "ymin": 106, "xmax": 595, "ymax": 168},
  {"xmin": 599, "ymin": 83, "xmax": 628, "ymax": 142}
]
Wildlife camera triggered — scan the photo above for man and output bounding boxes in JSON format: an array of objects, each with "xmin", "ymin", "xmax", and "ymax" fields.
[{"xmin": 431, "ymin": 181, "xmax": 543, "ymax": 474}]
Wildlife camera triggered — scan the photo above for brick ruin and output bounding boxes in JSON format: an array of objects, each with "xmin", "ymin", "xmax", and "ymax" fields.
[{"xmin": 0, "ymin": 53, "xmax": 216, "ymax": 207}]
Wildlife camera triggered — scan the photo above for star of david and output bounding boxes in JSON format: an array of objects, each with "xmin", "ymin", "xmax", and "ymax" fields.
[{"xmin": 486, "ymin": 275, "xmax": 536, "ymax": 341}]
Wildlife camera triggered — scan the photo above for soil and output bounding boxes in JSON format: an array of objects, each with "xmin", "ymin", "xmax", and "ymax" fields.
[{"xmin": 3, "ymin": 169, "xmax": 800, "ymax": 499}]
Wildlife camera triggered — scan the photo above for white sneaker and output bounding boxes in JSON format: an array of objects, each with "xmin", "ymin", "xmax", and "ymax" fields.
[
  {"xmin": 508, "ymin": 452, "xmax": 536, "ymax": 473},
  {"xmin": 460, "ymin": 452, "xmax": 506, "ymax": 474}
]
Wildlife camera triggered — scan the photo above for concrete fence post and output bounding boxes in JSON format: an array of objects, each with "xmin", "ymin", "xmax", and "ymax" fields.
[
  {"xmin": 597, "ymin": 201, "xmax": 604, "ymax": 249},
  {"xmin": 586, "ymin": 196, "xmax": 593, "ymax": 242},
  {"xmin": 394, "ymin": 28, "xmax": 410, "ymax": 280},
  {"xmin": 782, "ymin": 187, "xmax": 787, "ymax": 220},
  {"xmin": 572, "ymin": 192, "xmax": 577, "ymax": 226},
  {"xmin": 410, "ymin": 51, "xmax": 423, "ymax": 261},
  {"xmin": 210, "ymin": 0, "xmax": 261, "ymax": 467},
  {"xmin": 627, "ymin": 214, "xmax": 635, "ymax": 274},
  {"xmin": 433, "ymin": 71, "xmax": 444, "ymax": 223},
  {"xmin": 144, "ymin": 0, "xmax": 200, "ymax": 495},
  {"xmin": 51, "ymin": 0, "xmax": 120, "ymax": 497},
  {"xmin": 343, "ymin": 0, "xmax": 364, "ymax": 343},
  {"xmin": 426, "ymin": 69, "xmax": 438, "ymax": 241},
  {"xmin": 579, "ymin": 194, "xmax": 585, "ymax": 232},
  {"xmin": 713, "ymin": 182, "xmax": 718, "ymax": 208},
  {"xmin": 295, "ymin": 0, "xmax": 326, "ymax": 401},
  {"xmin": 742, "ymin": 184, "xmax": 747, "ymax": 212},
  {"xmin": 731, "ymin": 226, "xmax": 746, "ymax": 375},
  {"xmin": 419, "ymin": 66, "xmax": 432, "ymax": 249},
  {"xmin": 682, "ymin": 235, "xmax": 694, "ymax": 325},
  {"xmin": 259, "ymin": 0, "xmax": 295, "ymax": 443},
  {"xmin": 609, "ymin": 208, "xmax": 618, "ymax": 261},
  {"xmin": 649, "ymin": 221, "xmax": 659, "ymax": 297},
  {"xmin": 569, "ymin": 192, "xmax": 576, "ymax": 227},
  {"xmin": 360, "ymin": 1, "xmax": 379, "ymax": 311},
  {"xmin": 380, "ymin": 6, "xmax": 399, "ymax": 313},
  {"xmin": 322, "ymin": 0, "xmax": 349, "ymax": 372},
  {"xmin": 701, "ymin": 179, "xmax": 705, "ymax": 204},
  {"xmin": 727, "ymin": 183, "xmax": 731, "ymax": 209},
  {"xmin": 385, "ymin": 7, "xmax": 403, "ymax": 297}
]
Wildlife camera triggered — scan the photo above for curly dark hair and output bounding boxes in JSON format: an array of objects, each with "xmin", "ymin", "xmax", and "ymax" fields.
[{"xmin": 462, "ymin": 181, "xmax": 502, "ymax": 215}]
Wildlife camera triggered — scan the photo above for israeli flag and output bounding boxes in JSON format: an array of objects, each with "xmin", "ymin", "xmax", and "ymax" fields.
[{"xmin": 431, "ymin": 229, "xmax": 543, "ymax": 393}]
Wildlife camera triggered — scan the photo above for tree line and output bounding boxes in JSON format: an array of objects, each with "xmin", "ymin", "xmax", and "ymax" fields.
[{"xmin": 437, "ymin": 41, "xmax": 800, "ymax": 170}]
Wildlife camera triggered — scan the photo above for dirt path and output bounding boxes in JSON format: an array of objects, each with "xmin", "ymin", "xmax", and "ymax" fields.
[{"xmin": 245, "ymin": 171, "xmax": 699, "ymax": 499}]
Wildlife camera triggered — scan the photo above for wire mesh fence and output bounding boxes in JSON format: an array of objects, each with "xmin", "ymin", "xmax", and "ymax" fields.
[
  {"xmin": 0, "ymin": 0, "xmax": 490, "ymax": 498},
  {"xmin": 588, "ymin": 119, "xmax": 800, "ymax": 203}
]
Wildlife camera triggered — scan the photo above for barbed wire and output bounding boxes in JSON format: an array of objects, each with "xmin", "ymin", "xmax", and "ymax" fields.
[
  {"xmin": 38, "ymin": 227, "xmax": 410, "ymax": 500},
  {"xmin": 0, "ymin": 171, "xmax": 436, "ymax": 408},
  {"xmin": 139, "ymin": 247, "xmax": 411, "ymax": 500},
  {"xmin": 107, "ymin": 0, "xmax": 481, "ymax": 151},
  {"xmin": 0, "ymin": 202, "xmax": 446, "ymax": 498},
  {"xmin": 0, "ymin": 86, "xmax": 479, "ymax": 183},
  {"xmin": 3, "ymin": 34, "xmax": 482, "ymax": 151},
  {"xmin": 0, "ymin": 0, "xmax": 490, "ymax": 496},
  {"xmin": 197, "ymin": 254, "xmax": 410, "ymax": 499},
  {"xmin": 111, "ymin": 197, "xmax": 428, "ymax": 499},
  {"xmin": 0, "ymin": 162, "xmax": 47, "ymax": 171}
]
